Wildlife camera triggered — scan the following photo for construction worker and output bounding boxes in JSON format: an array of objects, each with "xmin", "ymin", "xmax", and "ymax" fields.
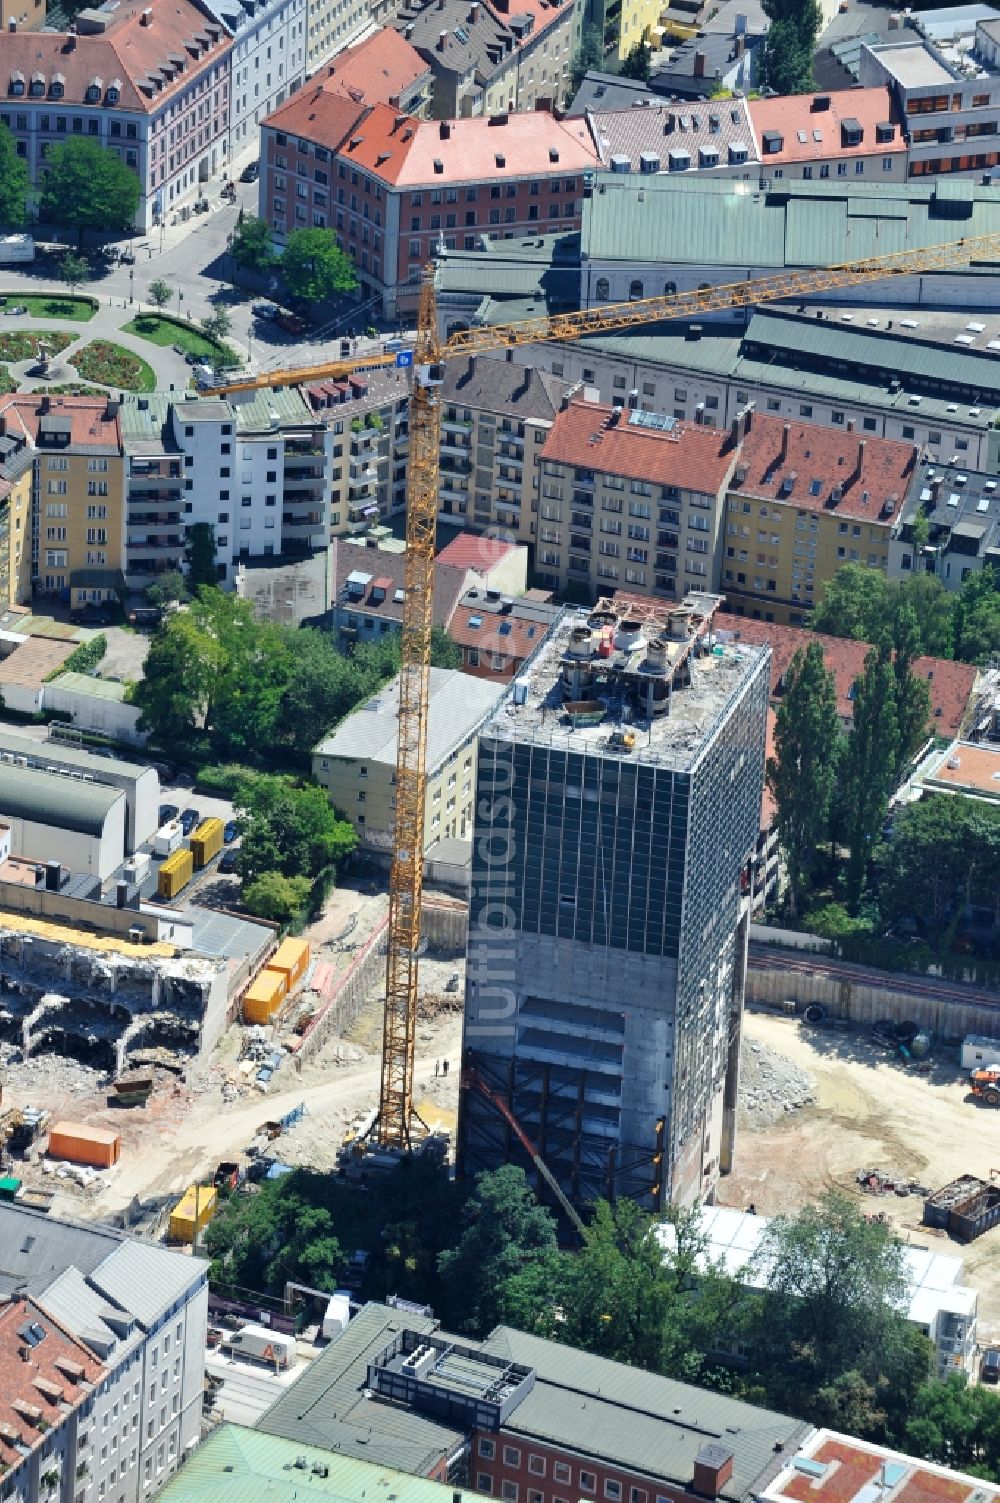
[{"xmin": 434, "ymin": 1060, "xmax": 440, "ymax": 1077}]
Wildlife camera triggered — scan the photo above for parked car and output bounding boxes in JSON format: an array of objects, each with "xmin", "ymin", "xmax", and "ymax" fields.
[
  {"xmin": 240, "ymin": 160, "xmax": 260, "ymax": 183},
  {"xmin": 252, "ymin": 303, "xmax": 279, "ymax": 321},
  {"xmin": 159, "ymin": 803, "xmax": 179, "ymax": 825},
  {"xmin": 180, "ymin": 808, "xmax": 201, "ymax": 835},
  {"xmin": 218, "ymin": 849, "xmax": 240, "ymax": 875},
  {"xmin": 275, "ymin": 311, "xmax": 307, "ymax": 336},
  {"xmin": 223, "ymin": 821, "xmax": 238, "ymax": 843},
  {"xmin": 982, "ymin": 1349, "xmax": 1000, "ymax": 1383},
  {"xmin": 184, "ymin": 351, "xmax": 205, "ymax": 366}
]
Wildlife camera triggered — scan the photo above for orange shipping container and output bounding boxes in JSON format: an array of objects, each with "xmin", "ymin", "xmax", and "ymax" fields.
[
  {"xmin": 48, "ymin": 1122, "xmax": 121, "ymax": 1168},
  {"xmin": 242, "ymin": 968, "xmax": 286, "ymax": 1025},
  {"xmin": 267, "ymin": 937, "xmax": 310, "ymax": 989}
]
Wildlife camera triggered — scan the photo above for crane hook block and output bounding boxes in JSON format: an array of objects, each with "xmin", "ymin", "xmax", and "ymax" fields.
[{"xmin": 416, "ymin": 362, "xmax": 445, "ymax": 387}]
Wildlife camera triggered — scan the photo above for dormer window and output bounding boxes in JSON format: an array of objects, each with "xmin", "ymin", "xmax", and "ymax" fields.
[
  {"xmin": 50, "ymin": 75, "xmax": 64, "ymax": 98},
  {"xmin": 29, "ymin": 73, "xmax": 45, "ymax": 96},
  {"xmin": 106, "ymin": 80, "xmax": 121, "ymax": 103},
  {"xmin": 9, "ymin": 72, "xmax": 25, "ymax": 97},
  {"xmin": 86, "ymin": 78, "xmax": 103, "ymax": 103}
]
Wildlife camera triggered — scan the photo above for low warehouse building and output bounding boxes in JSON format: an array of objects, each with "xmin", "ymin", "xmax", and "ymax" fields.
[
  {"xmin": 0, "ymin": 762, "xmax": 126, "ymax": 879},
  {"xmin": 0, "ymin": 727, "xmax": 159, "ymax": 851}
]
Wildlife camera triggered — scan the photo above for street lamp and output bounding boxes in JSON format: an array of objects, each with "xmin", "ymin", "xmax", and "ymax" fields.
[
  {"xmin": 129, "ymin": 267, "xmax": 134, "ymax": 305},
  {"xmin": 177, "ymin": 289, "xmax": 184, "ymax": 322}
]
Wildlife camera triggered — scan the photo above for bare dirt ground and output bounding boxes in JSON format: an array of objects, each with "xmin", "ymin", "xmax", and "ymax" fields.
[
  {"xmin": 723, "ymin": 1011, "xmax": 1000, "ymax": 1335},
  {"xmin": 0, "ymin": 877, "xmax": 464, "ymax": 1228}
]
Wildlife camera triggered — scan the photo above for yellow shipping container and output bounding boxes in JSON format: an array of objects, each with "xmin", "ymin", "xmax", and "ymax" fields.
[
  {"xmin": 268, "ymin": 937, "xmax": 310, "ymax": 989},
  {"xmin": 190, "ymin": 817, "xmax": 224, "ymax": 869},
  {"xmin": 157, "ymin": 846, "xmax": 193, "ymax": 900},
  {"xmin": 169, "ymin": 1184, "xmax": 217, "ymax": 1243},
  {"xmin": 243, "ymin": 968, "xmax": 287, "ymax": 1025}
]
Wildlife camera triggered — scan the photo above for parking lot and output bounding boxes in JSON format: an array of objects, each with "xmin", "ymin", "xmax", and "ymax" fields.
[{"xmin": 205, "ymin": 1348, "xmax": 309, "ymax": 1427}]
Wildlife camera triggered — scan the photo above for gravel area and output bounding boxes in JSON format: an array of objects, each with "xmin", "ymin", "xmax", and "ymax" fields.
[{"xmin": 738, "ymin": 1035, "xmax": 816, "ymax": 1130}]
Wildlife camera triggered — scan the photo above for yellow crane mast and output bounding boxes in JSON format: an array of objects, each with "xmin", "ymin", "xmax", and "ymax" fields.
[{"xmin": 209, "ymin": 229, "xmax": 992, "ymax": 1151}]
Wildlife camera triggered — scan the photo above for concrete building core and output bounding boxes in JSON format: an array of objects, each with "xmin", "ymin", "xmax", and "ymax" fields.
[{"xmin": 458, "ymin": 591, "xmax": 770, "ymax": 1209}]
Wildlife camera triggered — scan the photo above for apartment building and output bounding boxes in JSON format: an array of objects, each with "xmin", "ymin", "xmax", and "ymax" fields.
[
  {"xmin": 438, "ymin": 357, "xmax": 572, "ymax": 540},
  {"xmin": 890, "ymin": 456, "xmax": 1000, "ymax": 588},
  {"xmin": 535, "ymin": 398, "xmax": 740, "ymax": 602},
  {"xmin": 304, "ymin": 366, "xmax": 410, "ymax": 535},
  {"xmin": 0, "ymin": 1203, "xmax": 208, "ymax": 1503},
  {"xmin": 462, "ymin": 592, "xmax": 769, "ymax": 1205},
  {"xmin": 747, "ymin": 87, "xmax": 905, "ymax": 183},
  {"xmin": 318, "ymin": 28, "xmax": 433, "ymax": 116},
  {"xmin": 0, "ymin": 394, "xmax": 125, "ymax": 611},
  {"xmin": 584, "ymin": 97, "xmax": 760, "ymax": 180},
  {"xmin": 312, "ymin": 666, "xmax": 504, "ymax": 851},
  {"xmin": 449, "ymin": 587, "xmax": 561, "ymax": 678},
  {"xmin": 259, "ymin": 100, "xmax": 598, "ymax": 315},
  {"xmin": 393, "ymin": 0, "xmax": 576, "ymax": 119},
  {"xmin": 199, "ymin": 0, "xmax": 306, "ymax": 160},
  {"xmin": 860, "ymin": 18, "xmax": 1000, "ymax": 180},
  {"xmin": 327, "ymin": 536, "xmax": 469, "ymax": 645},
  {"xmin": 1, "ymin": 0, "xmax": 231, "ymax": 231},
  {"xmin": 721, "ymin": 412, "xmax": 918, "ymax": 626},
  {"xmin": 121, "ymin": 388, "xmax": 332, "ymax": 589}
]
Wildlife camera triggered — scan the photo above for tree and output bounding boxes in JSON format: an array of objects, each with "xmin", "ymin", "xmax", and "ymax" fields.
[
  {"xmin": 766, "ymin": 642, "xmax": 841, "ymax": 916},
  {"xmin": 234, "ymin": 772, "xmax": 357, "ymax": 883},
  {"xmin": 890, "ymin": 600, "xmax": 932, "ymax": 777},
  {"xmin": 620, "ymin": 38, "xmax": 651, "ymax": 81},
  {"xmin": 570, "ymin": 23, "xmax": 604, "ymax": 92},
  {"xmin": 437, "ymin": 1166, "xmax": 558, "ymax": 1334},
  {"xmin": 811, "ymin": 564, "xmax": 890, "ymax": 642},
  {"xmin": 760, "ymin": 0, "xmax": 821, "ymax": 94},
  {"xmin": 880, "ymin": 796, "xmax": 1000, "ymax": 940},
  {"xmin": 39, "ymin": 139, "xmax": 140, "ymax": 247},
  {"xmin": 281, "ymin": 228, "xmax": 358, "ymax": 303},
  {"xmin": 905, "ymin": 1375, "xmax": 1000, "ymax": 1480},
  {"xmin": 953, "ymin": 565, "xmax": 1000, "ymax": 664},
  {"xmin": 132, "ymin": 611, "xmax": 223, "ymax": 747},
  {"xmin": 841, "ymin": 641, "xmax": 899, "ymax": 909},
  {"xmin": 899, "ymin": 571, "xmax": 954, "ymax": 659},
  {"xmin": 145, "ymin": 570, "xmax": 186, "ymax": 608},
  {"xmin": 243, "ymin": 871, "xmax": 313, "ymax": 923},
  {"xmin": 0, "ymin": 123, "xmax": 29, "ymax": 227},
  {"xmin": 185, "ymin": 523, "xmax": 217, "ymax": 590},
  {"xmin": 57, "ymin": 252, "xmax": 91, "ymax": 295},
  {"xmin": 202, "ymin": 308, "xmax": 233, "ymax": 344},
  {"xmin": 230, "ymin": 214, "xmax": 276, "ymax": 277},
  {"xmin": 145, "ymin": 277, "xmax": 173, "ymax": 312},
  {"xmin": 744, "ymin": 1191, "xmax": 931, "ymax": 1433}
]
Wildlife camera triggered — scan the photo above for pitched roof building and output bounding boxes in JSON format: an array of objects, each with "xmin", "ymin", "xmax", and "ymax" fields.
[
  {"xmin": 448, "ymin": 587, "xmax": 561, "ymax": 679},
  {"xmin": 327, "ymin": 537, "xmax": 471, "ymax": 645},
  {"xmin": 315, "ymin": 27, "xmax": 433, "ymax": 114},
  {"xmin": 747, "ymin": 87, "xmax": 905, "ymax": 182},
  {"xmin": 585, "ymin": 98, "xmax": 760, "ymax": 178}
]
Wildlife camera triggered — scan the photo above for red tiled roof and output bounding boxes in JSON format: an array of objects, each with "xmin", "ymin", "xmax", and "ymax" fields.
[
  {"xmin": 0, "ymin": 394, "xmax": 121, "ymax": 450},
  {"xmin": 335, "ymin": 102, "xmax": 599, "ymax": 187},
  {"xmin": 437, "ymin": 532, "xmax": 516, "ymax": 574},
  {"xmin": 449, "ymin": 600, "xmax": 553, "ymax": 660},
  {"xmin": 320, "ymin": 28, "xmax": 431, "ymax": 108},
  {"xmin": 262, "ymin": 87, "xmax": 366, "ymax": 149},
  {"xmin": 761, "ymin": 706, "xmax": 777, "ymax": 828},
  {"xmin": 0, "ymin": 1297, "xmax": 103, "ymax": 1470},
  {"xmin": 1, "ymin": 0, "xmax": 230, "ymax": 114},
  {"xmin": 749, "ymin": 87, "xmax": 904, "ymax": 164},
  {"xmin": 715, "ymin": 613, "xmax": 978, "ymax": 738},
  {"xmin": 733, "ymin": 414, "xmax": 917, "ymax": 522},
  {"xmin": 332, "ymin": 539, "xmax": 469, "ymax": 628},
  {"xmin": 542, "ymin": 400, "xmax": 737, "ymax": 495}
]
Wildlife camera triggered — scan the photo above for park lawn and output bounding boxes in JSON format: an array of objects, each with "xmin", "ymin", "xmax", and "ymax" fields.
[
  {"xmin": 0, "ymin": 328, "xmax": 76, "ymax": 363},
  {"xmin": 123, "ymin": 313, "xmax": 236, "ymax": 365},
  {"xmin": 72, "ymin": 339, "xmax": 156, "ymax": 393},
  {"xmin": 0, "ymin": 293, "xmax": 97, "ymax": 322}
]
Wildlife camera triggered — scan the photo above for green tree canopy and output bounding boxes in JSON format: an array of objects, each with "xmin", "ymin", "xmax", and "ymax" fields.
[
  {"xmin": 147, "ymin": 278, "xmax": 173, "ymax": 311},
  {"xmin": 880, "ymin": 795, "xmax": 1000, "ymax": 938},
  {"xmin": 281, "ymin": 228, "xmax": 358, "ymax": 302},
  {"xmin": 438, "ymin": 1166, "xmax": 559, "ymax": 1334},
  {"xmin": 953, "ymin": 565, "xmax": 1000, "ymax": 664},
  {"xmin": 39, "ymin": 139, "xmax": 140, "ymax": 246},
  {"xmin": 56, "ymin": 252, "xmax": 91, "ymax": 294},
  {"xmin": 234, "ymin": 771, "xmax": 356, "ymax": 883},
  {"xmin": 761, "ymin": 9, "xmax": 819, "ymax": 94},
  {"xmin": 905, "ymin": 1375, "xmax": 1000, "ymax": 1480},
  {"xmin": 145, "ymin": 570, "xmax": 186, "ymax": 608},
  {"xmin": 841, "ymin": 641, "xmax": 899, "ymax": 909},
  {"xmin": 767, "ymin": 641, "xmax": 841, "ymax": 916},
  {"xmin": 243, "ymin": 871, "xmax": 313, "ymax": 923},
  {"xmin": 185, "ymin": 523, "xmax": 218, "ymax": 590},
  {"xmin": 620, "ymin": 39, "xmax": 651, "ymax": 81},
  {"xmin": 230, "ymin": 214, "xmax": 276, "ymax": 276},
  {"xmin": 202, "ymin": 308, "xmax": 233, "ymax": 344},
  {"xmin": 570, "ymin": 24, "xmax": 604, "ymax": 91},
  {"xmin": 0, "ymin": 123, "xmax": 29, "ymax": 227},
  {"xmin": 132, "ymin": 609, "xmax": 223, "ymax": 744}
]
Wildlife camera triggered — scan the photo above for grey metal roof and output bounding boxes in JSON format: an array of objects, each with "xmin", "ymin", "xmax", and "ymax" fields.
[
  {"xmin": 480, "ymin": 1326, "xmax": 809, "ymax": 1502},
  {"xmin": 89, "ymin": 1239, "xmax": 207, "ymax": 1330},
  {"xmin": 0, "ymin": 727, "xmax": 154, "ymax": 785},
  {"xmin": 0, "ymin": 1204, "xmax": 120, "ymax": 1294},
  {"xmin": 256, "ymin": 1304, "xmax": 466, "ymax": 1473},
  {"xmin": 189, "ymin": 910, "xmax": 273, "ymax": 965},
  {"xmin": 0, "ymin": 761, "xmax": 123, "ymax": 836},
  {"xmin": 41, "ymin": 1265, "xmax": 143, "ymax": 1362},
  {"xmin": 314, "ymin": 668, "xmax": 505, "ymax": 768},
  {"xmin": 442, "ymin": 357, "xmax": 569, "ymax": 418},
  {"xmin": 568, "ymin": 70, "xmax": 657, "ymax": 115}
]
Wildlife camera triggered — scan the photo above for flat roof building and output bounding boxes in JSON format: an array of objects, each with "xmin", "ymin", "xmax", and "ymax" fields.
[
  {"xmin": 0, "ymin": 727, "xmax": 159, "ymax": 851},
  {"xmin": 460, "ymin": 593, "xmax": 770, "ymax": 1207},
  {"xmin": 890, "ymin": 455, "xmax": 1000, "ymax": 589},
  {"xmin": 0, "ymin": 761, "xmax": 125, "ymax": 880}
]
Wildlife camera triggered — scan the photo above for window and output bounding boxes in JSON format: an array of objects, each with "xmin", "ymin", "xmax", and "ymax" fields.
[
  {"xmin": 605, "ymin": 1485, "xmax": 622, "ymax": 1501},
  {"xmin": 478, "ymin": 1480, "xmax": 493, "ymax": 1495},
  {"xmin": 595, "ymin": 277, "xmax": 610, "ymax": 300},
  {"xmin": 553, "ymin": 1464, "xmax": 571, "ymax": 1484},
  {"xmin": 501, "ymin": 1487, "xmax": 518, "ymax": 1503},
  {"xmin": 503, "ymin": 1449, "xmax": 521, "ymax": 1468},
  {"xmin": 478, "ymin": 1440, "xmax": 495, "ymax": 1460},
  {"xmin": 580, "ymin": 1475, "xmax": 597, "ymax": 1495},
  {"xmin": 528, "ymin": 1458, "xmax": 546, "ymax": 1477}
]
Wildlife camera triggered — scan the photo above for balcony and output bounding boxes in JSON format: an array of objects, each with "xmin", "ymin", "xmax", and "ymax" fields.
[
  {"xmin": 285, "ymin": 464, "xmax": 325, "ymax": 482},
  {"xmin": 129, "ymin": 511, "xmax": 181, "ymax": 526},
  {"xmin": 442, "ymin": 417, "xmax": 473, "ymax": 434},
  {"xmin": 567, "ymin": 557, "xmax": 591, "ymax": 577},
  {"xmin": 130, "ymin": 487, "xmax": 182, "ymax": 504}
]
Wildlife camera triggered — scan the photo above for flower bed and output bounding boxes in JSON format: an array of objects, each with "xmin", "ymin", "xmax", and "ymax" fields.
[
  {"xmin": 0, "ymin": 329, "xmax": 75, "ymax": 363},
  {"xmin": 71, "ymin": 340, "xmax": 155, "ymax": 392}
]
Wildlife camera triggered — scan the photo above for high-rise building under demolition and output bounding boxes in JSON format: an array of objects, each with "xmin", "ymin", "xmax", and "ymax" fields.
[{"xmin": 458, "ymin": 592, "xmax": 770, "ymax": 1208}]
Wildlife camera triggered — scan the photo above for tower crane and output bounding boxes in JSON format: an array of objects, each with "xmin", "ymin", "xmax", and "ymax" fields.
[{"xmin": 210, "ymin": 229, "xmax": 996, "ymax": 1153}]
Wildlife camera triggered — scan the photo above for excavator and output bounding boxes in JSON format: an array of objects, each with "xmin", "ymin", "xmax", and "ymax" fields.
[{"xmin": 208, "ymin": 228, "xmax": 1000, "ymax": 1202}]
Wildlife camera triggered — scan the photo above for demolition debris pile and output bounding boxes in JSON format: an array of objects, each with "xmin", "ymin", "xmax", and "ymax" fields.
[{"xmin": 738, "ymin": 1038, "xmax": 817, "ymax": 1129}]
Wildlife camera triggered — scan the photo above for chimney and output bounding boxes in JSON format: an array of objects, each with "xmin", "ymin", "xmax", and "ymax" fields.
[
  {"xmin": 467, "ymin": 356, "xmax": 476, "ymax": 377},
  {"xmin": 846, "ymin": 417, "xmax": 855, "ymax": 433},
  {"xmin": 733, "ymin": 33, "xmax": 745, "ymax": 56},
  {"xmin": 469, "ymin": 2, "xmax": 478, "ymax": 18},
  {"xmin": 440, "ymin": 119, "xmax": 451, "ymax": 138},
  {"xmin": 116, "ymin": 881, "xmax": 129, "ymax": 909},
  {"xmin": 65, "ymin": 30, "xmax": 76, "ymax": 47},
  {"xmin": 437, "ymin": 28, "xmax": 447, "ymax": 48},
  {"xmin": 693, "ymin": 1446, "xmax": 735, "ymax": 1501},
  {"xmin": 45, "ymin": 861, "xmax": 61, "ymax": 893},
  {"xmin": 0, "ymin": 415, "xmax": 5, "ymax": 438},
  {"xmin": 40, "ymin": 394, "xmax": 51, "ymax": 414},
  {"xmin": 140, "ymin": 5, "xmax": 152, "ymax": 23},
  {"xmin": 779, "ymin": 422, "xmax": 790, "ymax": 463},
  {"xmin": 853, "ymin": 438, "xmax": 866, "ymax": 480},
  {"xmin": 734, "ymin": 9, "xmax": 747, "ymax": 33},
  {"xmin": 404, "ymin": 21, "xmax": 413, "ymax": 36},
  {"xmin": 693, "ymin": 49, "xmax": 706, "ymax": 77},
  {"xmin": 8, "ymin": 18, "xmax": 16, "ymax": 30}
]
